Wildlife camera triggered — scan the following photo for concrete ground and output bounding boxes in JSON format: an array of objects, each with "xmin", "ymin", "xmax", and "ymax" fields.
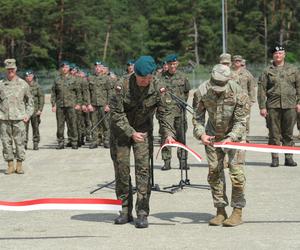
[{"xmin": 0, "ymin": 95, "xmax": 300, "ymax": 250}]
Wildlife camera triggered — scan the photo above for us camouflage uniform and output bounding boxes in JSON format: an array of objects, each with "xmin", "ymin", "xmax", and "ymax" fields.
[
  {"xmin": 51, "ymin": 74, "xmax": 81, "ymax": 146},
  {"xmin": 88, "ymin": 74, "xmax": 111, "ymax": 146},
  {"xmin": 0, "ymin": 76, "xmax": 34, "ymax": 161},
  {"xmin": 193, "ymin": 80, "xmax": 249, "ymax": 208},
  {"xmin": 110, "ymin": 75, "xmax": 174, "ymax": 216},
  {"xmin": 159, "ymin": 70, "xmax": 190, "ymax": 163},
  {"xmin": 231, "ymin": 68, "xmax": 256, "ymax": 135},
  {"xmin": 257, "ymin": 63, "xmax": 300, "ymax": 159},
  {"xmin": 25, "ymin": 80, "xmax": 44, "ymax": 146}
]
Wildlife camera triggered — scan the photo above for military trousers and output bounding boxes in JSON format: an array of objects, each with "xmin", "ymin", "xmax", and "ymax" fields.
[
  {"xmin": 76, "ymin": 110, "xmax": 84, "ymax": 142},
  {"xmin": 297, "ymin": 112, "xmax": 300, "ymax": 131},
  {"xmin": 267, "ymin": 108, "xmax": 296, "ymax": 159},
  {"xmin": 83, "ymin": 112, "xmax": 91, "ymax": 138},
  {"xmin": 205, "ymin": 144, "xmax": 246, "ymax": 208},
  {"xmin": 161, "ymin": 114, "xmax": 188, "ymax": 161},
  {"xmin": 56, "ymin": 107, "xmax": 78, "ymax": 145},
  {"xmin": 90, "ymin": 106, "xmax": 110, "ymax": 145},
  {"xmin": 0, "ymin": 120, "xmax": 26, "ymax": 161},
  {"xmin": 25, "ymin": 114, "xmax": 41, "ymax": 144},
  {"xmin": 110, "ymin": 133, "xmax": 152, "ymax": 216}
]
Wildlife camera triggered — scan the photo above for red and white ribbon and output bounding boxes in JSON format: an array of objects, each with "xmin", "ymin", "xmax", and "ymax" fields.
[
  {"xmin": 0, "ymin": 198, "xmax": 122, "ymax": 212},
  {"xmin": 214, "ymin": 142, "xmax": 300, "ymax": 154},
  {"xmin": 157, "ymin": 141, "xmax": 203, "ymax": 162}
]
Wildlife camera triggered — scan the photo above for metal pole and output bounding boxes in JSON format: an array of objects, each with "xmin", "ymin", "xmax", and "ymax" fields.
[{"xmin": 222, "ymin": 0, "xmax": 226, "ymax": 53}]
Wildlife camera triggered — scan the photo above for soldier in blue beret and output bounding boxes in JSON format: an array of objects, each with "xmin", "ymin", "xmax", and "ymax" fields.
[{"xmin": 110, "ymin": 55, "xmax": 176, "ymax": 228}]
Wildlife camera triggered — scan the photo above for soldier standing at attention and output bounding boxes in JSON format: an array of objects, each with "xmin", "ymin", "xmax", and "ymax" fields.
[
  {"xmin": 193, "ymin": 64, "xmax": 249, "ymax": 227},
  {"xmin": 0, "ymin": 59, "xmax": 33, "ymax": 174},
  {"xmin": 258, "ymin": 45, "xmax": 300, "ymax": 167},
  {"xmin": 87, "ymin": 61, "xmax": 111, "ymax": 149},
  {"xmin": 24, "ymin": 70, "xmax": 45, "ymax": 150},
  {"xmin": 160, "ymin": 54, "xmax": 191, "ymax": 171},
  {"xmin": 110, "ymin": 56, "xmax": 175, "ymax": 228},
  {"xmin": 51, "ymin": 61, "xmax": 82, "ymax": 149}
]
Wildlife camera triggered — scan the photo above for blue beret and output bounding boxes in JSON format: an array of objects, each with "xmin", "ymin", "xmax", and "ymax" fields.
[
  {"xmin": 94, "ymin": 61, "xmax": 102, "ymax": 65},
  {"xmin": 25, "ymin": 69, "xmax": 34, "ymax": 76},
  {"xmin": 127, "ymin": 60, "xmax": 135, "ymax": 66},
  {"xmin": 271, "ymin": 45, "xmax": 285, "ymax": 54},
  {"xmin": 60, "ymin": 60, "xmax": 69, "ymax": 67},
  {"xmin": 165, "ymin": 54, "xmax": 178, "ymax": 63},
  {"xmin": 134, "ymin": 56, "xmax": 157, "ymax": 76},
  {"xmin": 69, "ymin": 63, "xmax": 77, "ymax": 70}
]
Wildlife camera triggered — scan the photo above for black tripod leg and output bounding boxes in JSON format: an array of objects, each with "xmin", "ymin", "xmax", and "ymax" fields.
[{"xmin": 90, "ymin": 180, "xmax": 116, "ymax": 194}]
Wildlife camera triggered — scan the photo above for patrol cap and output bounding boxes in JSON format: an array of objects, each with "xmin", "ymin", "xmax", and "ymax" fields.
[
  {"xmin": 4, "ymin": 58, "xmax": 17, "ymax": 69},
  {"xmin": 134, "ymin": 56, "xmax": 157, "ymax": 76},
  {"xmin": 127, "ymin": 60, "xmax": 135, "ymax": 66},
  {"xmin": 210, "ymin": 64, "xmax": 231, "ymax": 92},
  {"xmin": 233, "ymin": 55, "xmax": 243, "ymax": 61},
  {"xmin": 165, "ymin": 54, "xmax": 178, "ymax": 63},
  {"xmin": 25, "ymin": 70, "xmax": 34, "ymax": 76},
  {"xmin": 271, "ymin": 45, "xmax": 285, "ymax": 54},
  {"xmin": 219, "ymin": 53, "xmax": 231, "ymax": 64},
  {"xmin": 60, "ymin": 60, "xmax": 69, "ymax": 67}
]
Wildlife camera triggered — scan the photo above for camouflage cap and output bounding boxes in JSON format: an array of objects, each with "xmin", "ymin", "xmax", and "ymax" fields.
[
  {"xmin": 233, "ymin": 55, "xmax": 243, "ymax": 61},
  {"xmin": 4, "ymin": 58, "xmax": 17, "ymax": 69},
  {"xmin": 211, "ymin": 64, "xmax": 231, "ymax": 92},
  {"xmin": 219, "ymin": 53, "xmax": 231, "ymax": 64}
]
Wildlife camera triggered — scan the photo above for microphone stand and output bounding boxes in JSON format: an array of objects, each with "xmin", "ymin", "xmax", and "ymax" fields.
[{"xmin": 163, "ymin": 91, "xmax": 210, "ymax": 193}]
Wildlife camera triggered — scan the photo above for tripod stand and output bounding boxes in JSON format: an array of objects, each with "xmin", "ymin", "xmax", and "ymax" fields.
[{"xmin": 162, "ymin": 92, "xmax": 210, "ymax": 193}]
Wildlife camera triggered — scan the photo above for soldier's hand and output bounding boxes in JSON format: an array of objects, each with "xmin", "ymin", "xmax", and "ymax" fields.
[
  {"xmin": 52, "ymin": 106, "xmax": 56, "ymax": 112},
  {"xmin": 260, "ymin": 108, "xmax": 268, "ymax": 117},
  {"xmin": 82, "ymin": 105, "xmax": 87, "ymax": 112},
  {"xmin": 132, "ymin": 132, "xmax": 147, "ymax": 143},
  {"xmin": 74, "ymin": 104, "xmax": 81, "ymax": 110},
  {"xmin": 23, "ymin": 116, "xmax": 29, "ymax": 123},
  {"xmin": 296, "ymin": 104, "xmax": 300, "ymax": 113},
  {"xmin": 164, "ymin": 136, "xmax": 176, "ymax": 144},
  {"xmin": 36, "ymin": 110, "xmax": 42, "ymax": 116},
  {"xmin": 200, "ymin": 134, "xmax": 215, "ymax": 146},
  {"xmin": 104, "ymin": 105, "xmax": 110, "ymax": 113},
  {"xmin": 87, "ymin": 104, "xmax": 94, "ymax": 112}
]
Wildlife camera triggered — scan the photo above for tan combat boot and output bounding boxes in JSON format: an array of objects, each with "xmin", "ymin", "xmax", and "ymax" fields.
[
  {"xmin": 16, "ymin": 161, "xmax": 24, "ymax": 174},
  {"xmin": 5, "ymin": 161, "xmax": 15, "ymax": 175},
  {"xmin": 209, "ymin": 207, "xmax": 228, "ymax": 226},
  {"xmin": 223, "ymin": 207, "xmax": 243, "ymax": 227}
]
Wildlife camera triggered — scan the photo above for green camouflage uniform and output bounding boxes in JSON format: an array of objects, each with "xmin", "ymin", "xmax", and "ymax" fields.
[
  {"xmin": 51, "ymin": 74, "xmax": 81, "ymax": 146},
  {"xmin": 88, "ymin": 74, "xmax": 111, "ymax": 146},
  {"xmin": 25, "ymin": 80, "xmax": 44, "ymax": 145},
  {"xmin": 193, "ymin": 80, "xmax": 249, "ymax": 208},
  {"xmin": 257, "ymin": 63, "xmax": 300, "ymax": 158},
  {"xmin": 159, "ymin": 70, "xmax": 190, "ymax": 162},
  {"xmin": 110, "ymin": 75, "xmax": 174, "ymax": 216},
  {"xmin": 0, "ymin": 76, "xmax": 34, "ymax": 161},
  {"xmin": 231, "ymin": 68, "xmax": 256, "ymax": 135}
]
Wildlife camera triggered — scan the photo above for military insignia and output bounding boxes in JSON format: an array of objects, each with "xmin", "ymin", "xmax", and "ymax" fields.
[{"xmin": 166, "ymin": 98, "xmax": 172, "ymax": 103}]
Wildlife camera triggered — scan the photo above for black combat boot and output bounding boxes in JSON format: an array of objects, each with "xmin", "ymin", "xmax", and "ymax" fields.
[
  {"xmin": 135, "ymin": 215, "xmax": 148, "ymax": 228},
  {"xmin": 114, "ymin": 213, "xmax": 133, "ymax": 225},
  {"xmin": 284, "ymin": 158, "xmax": 297, "ymax": 167},
  {"xmin": 270, "ymin": 153, "xmax": 279, "ymax": 167},
  {"xmin": 103, "ymin": 141, "xmax": 110, "ymax": 148},
  {"xmin": 56, "ymin": 143, "xmax": 64, "ymax": 150},
  {"xmin": 89, "ymin": 143, "xmax": 98, "ymax": 149},
  {"xmin": 66, "ymin": 141, "xmax": 72, "ymax": 147},
  {"xmin": 33, "ymin": 143, "xmax": 39, "ymax": 150},
  {"xmin": 161, "ymin": 160, "xmax": 171, "ymax": 171},
  {"xmin": 72, "ymin": 144, "xmax": 78, "ymax": 149}
]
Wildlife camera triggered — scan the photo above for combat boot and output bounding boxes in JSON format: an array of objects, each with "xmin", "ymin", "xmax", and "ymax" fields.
[
  {"xmin": 270, "ymin": 154, "xmax": 279, "ymax": 167},
  {"xmin": 56, "ymin": 143, "xmax": 64, "ymax": 150},
  {"xmin": 114, "ymin": 213, "xmax": 133, "ymax": 225},
  {"xmin": 161, "ymin": 160, "xmax": 171, "ymax": 171},
  {"xmin": 284, "ymin": 158, "xmax": 297, "ymax": 167},
  {"xmin": 66, "ymin": 141, "xmax": 72, "ymax": 147},
  {"xmin": 209, "ymin": 207, "xmax": 228, "ymax": 226},
  {"xmin": 135, "ymin": 215, "xmax": 148, "ymax": 229},
  {"xmin": 16, "ymin": 161, "xmax": 24, "ymax": 174},
  {"xmin": 72, "ymin": 144, "xmax": 78, "ymax": 150},
  {"xmin": 5, "ymin": 161, "xmax": 15, "ymax": 175},
  {"xmin": 89, "ymin": 143, "xmax": 98, "ymax": 149},
  {"xmin": 33, "ymin": 142, "xmax": 39, "ymax": 150},
  {"xmin": 223, "ymin": 208, "xmax": 243, "ymax": 227},
  {"xmin": 103, "ymin": 141, "xmax": 110, "ymax": 148}
]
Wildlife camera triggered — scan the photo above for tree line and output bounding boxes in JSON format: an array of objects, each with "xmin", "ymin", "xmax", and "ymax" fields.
[{"xmin": 0, "ymin": 0, "xmax": 299, "ymax": 71}]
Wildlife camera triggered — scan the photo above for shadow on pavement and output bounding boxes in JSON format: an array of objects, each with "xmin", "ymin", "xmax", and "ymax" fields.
[
  {"xmin": 71, "ymin": 213, "xmax": 117, "ymax": 223},
  {"xmin": 0, "ymin": 235, "xmax": 106, "ymax": 240},
  {"xmin": 245, "ymin": 220, "xmax": 300, "ymax": 224},
  {"xmin": 151, "ymin": 212, "xmax": 212, "ymax": 224}
]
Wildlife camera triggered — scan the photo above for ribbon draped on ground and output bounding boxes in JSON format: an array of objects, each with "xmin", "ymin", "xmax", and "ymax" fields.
[
  {"xmin": 214, "ymin": 141, "xmax": 300, "ymax": 154},
  {"xmin": 157, "ymin": 141, "xmax": 203, "ymax": 162},
  {"xmin": 0, "ymin": 198, "xmax": 122, "ymax": 212}
]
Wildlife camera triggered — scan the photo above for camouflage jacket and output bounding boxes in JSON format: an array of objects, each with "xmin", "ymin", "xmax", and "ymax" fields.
[
  {"xmin": 257, "ymin": 63, "xmax": 300, "ymax": 109},
  {"xmin": 28, "ymin": 80, "xmax": 45, "ymax": 112},
  {"xmin": 192, "ymin": 80, "xmax": 249, "ymax": 142},
  {"xmin": 75, "ymin": 76, "xmax": 90, "ymax": 105},
  {"xmin": 0, "ymin": 76, "xmax": 34, "ymax": 120},
  {"xmin": 110, "ymin": 74, "xmax": 175, "ymax": 139},
  {"xmin": 88, "ymin": 74, "xmax": 111, "ymax": 106},
  {"xmin": 51, "ymin": 74, "xmax": 82, "ymax": 108},
  {"xmin": 231, "ymin": 68, "xmax": 256, "ymax": 103},
  {"xmin": 161, "ymin": 71, "xmax": 191, "ymax": 116}
]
